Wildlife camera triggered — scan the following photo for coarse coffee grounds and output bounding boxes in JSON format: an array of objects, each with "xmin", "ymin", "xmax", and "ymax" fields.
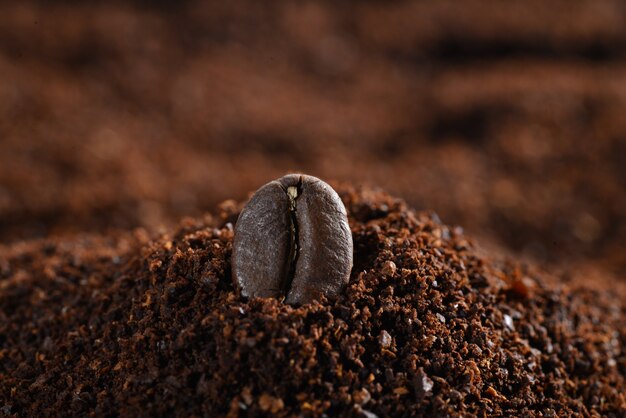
[{"xmin": 1, "ymin": 186, "xmax": 625, "ymax": 417}]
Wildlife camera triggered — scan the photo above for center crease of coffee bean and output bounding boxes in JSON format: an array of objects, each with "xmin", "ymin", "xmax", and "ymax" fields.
[{"xmin": 282, "ymin": 177, "xmax": 302, "ymax": 295}]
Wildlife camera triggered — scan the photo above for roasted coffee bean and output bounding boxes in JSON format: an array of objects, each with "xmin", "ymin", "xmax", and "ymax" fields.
[{"xmin": 232, "ymin": 174, "xmax": 353, "ymax": 304}]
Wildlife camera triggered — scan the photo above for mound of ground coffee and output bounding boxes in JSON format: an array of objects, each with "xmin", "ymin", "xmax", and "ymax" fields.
[{"xmin": 1, "ymin": 186, "xmax": 625, "ymax": 417}]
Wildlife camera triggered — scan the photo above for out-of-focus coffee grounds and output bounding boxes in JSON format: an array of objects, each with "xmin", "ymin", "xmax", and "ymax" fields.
[
  {"xmin": 1, "ymin": 187, "xmax": 624, "ymax": 417},
  {"xmin": 0, "ymin": 2, "xmax": 625, "ymax": 278}
]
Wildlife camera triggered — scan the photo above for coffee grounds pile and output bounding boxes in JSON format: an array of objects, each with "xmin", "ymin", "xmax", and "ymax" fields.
[{"xmin": 1, "ymin": 187, "xmax": 625, "ymax": 417}]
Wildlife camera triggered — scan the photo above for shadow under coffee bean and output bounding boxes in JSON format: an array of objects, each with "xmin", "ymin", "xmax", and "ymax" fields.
[{"xmin": 232, "ymin": 174, "xmax": 353, "ymax": 304}]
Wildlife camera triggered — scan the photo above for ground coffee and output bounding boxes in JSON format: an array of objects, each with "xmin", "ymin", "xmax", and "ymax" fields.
[{"xmin": 1, "ymin": 186, "xmax": 624, "ymax": 417}]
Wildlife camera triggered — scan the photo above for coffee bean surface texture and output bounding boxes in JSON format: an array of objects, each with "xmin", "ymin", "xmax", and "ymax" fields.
[{"xmin": 232, "ymin": 174, "xmax": 353, "ymax": 304}]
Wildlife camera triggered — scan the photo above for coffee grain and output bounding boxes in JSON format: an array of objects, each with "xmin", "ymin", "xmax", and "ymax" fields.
[{"xmin": 232, "ymin": 174, "xmax": 353, "ymax": 304}]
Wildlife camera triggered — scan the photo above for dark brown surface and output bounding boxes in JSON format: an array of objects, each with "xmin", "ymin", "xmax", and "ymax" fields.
[
  {"xmin": 285, "ymin": 175, "xmax": 352, "ymax": 305},
  {"xmin": 0, "ymin": 1, "xmax": 625, "ymax": 279},
  {"xmin": 1, "ymin": 187, "xmax": 625, "ymax": 417},
  {"xmin": 1, "ymin": 2, "xmax": 626, "ymax": 415},
  {"xmin": 232, "ymin": 179, "xmax": 293, "ymax": 300},
  {"xmin": 232, "ymin": 174, "xmax": 353, "ymax": 305}
]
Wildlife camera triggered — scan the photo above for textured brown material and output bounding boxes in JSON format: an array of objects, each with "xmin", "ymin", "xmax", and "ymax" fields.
[
  {"xmin": 1, "ymin": 186, "xmax": 625, "ymax": 417},
  {"xmin": 231, "ymin": 180, "xmax": 292, "ymax": 299},
  {"xmin": 232, "ymin": 174, "xmax": 353, "ymax": 304},
  {"xmin": 1, "ymin": 1, "xmax": 626, "ymax": 416},
  {"xmin": 280, "ymin": 174, "xmax": 353, "ymax": 305},
  {"xmin": 1, "ymin": 1, "xmax": 625, "ymax": 279}
]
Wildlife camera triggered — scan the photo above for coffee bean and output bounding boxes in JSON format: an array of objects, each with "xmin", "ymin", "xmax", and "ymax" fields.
[{"xmin": 232, "ymin": 174, "xmax": 353, "ymax": 304}]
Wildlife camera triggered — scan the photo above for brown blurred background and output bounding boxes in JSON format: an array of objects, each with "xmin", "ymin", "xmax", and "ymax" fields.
[{"xmin": 0, "ymin": 1, "xmax": 624, "ymax": 277}]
